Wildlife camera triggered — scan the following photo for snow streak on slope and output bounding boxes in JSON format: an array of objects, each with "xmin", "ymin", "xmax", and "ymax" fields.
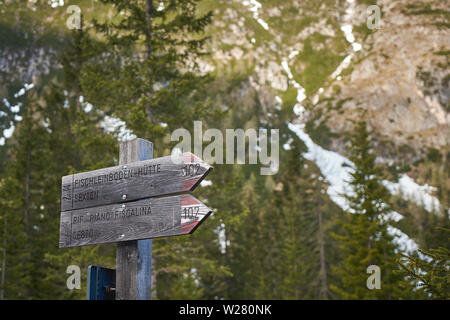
[
  {"xmin": 383, "ymin": 176, "xmax": 441, "ymax": 214},
  {"xmin": 281, "ymin": 59, "xmax": 307, "ymax": 117},
  {"xmin": 280, "ymin": 43, "xmax": 439, "ymax": 257},
  {"xmin": 100, "ymin": 115, "xmax": 137, "ymax": 142},
  {"xmin": 330, "ymin": 0, "xmax": 361, "ymax": 80},
  {"xmin": 341, "ymin": 0, "xmax": 362, "ymax": 52},
  {"xmin": 242, "ymin": 0, "xmax": 269, "ymax": 31},
  {"xmin": 233, "ymin": 0, "xmax": 442, "ymax": 257},
  {"xmin": 0, "ymin": 82, "xmax": 35, "ymax": 146},
  {"xmin": 288, "ymin": 122, "xmax": 422, "ymax": 254}
]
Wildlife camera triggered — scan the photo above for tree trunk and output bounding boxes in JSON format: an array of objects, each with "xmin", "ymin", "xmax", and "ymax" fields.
[
  {"xmin": 21, "ymin": 107, "xmax": 32, "ymax": 300},
  {"xmin": 145, "ymin": 0, "xmax": 153, "ymax": 60},
  {"xmin": 0, "ymin": 213, "xmax": 6, "ymax": 300},
  {"xmin": 317, "ymin": 209, "xmax": 328, "ymax": 299},
  {"xmin": 145, "ymin": 1, "xmax": 156, "ymax": 296},
  {"xmin": 145, "ymin": 0, "xmax": 155, "ymax": 124},
  {"xmin": 25, "ymin": 147, "xmax": 30, "ymax": 229}
]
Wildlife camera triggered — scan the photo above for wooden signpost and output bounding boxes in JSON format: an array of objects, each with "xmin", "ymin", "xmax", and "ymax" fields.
[{"xmin": 59, "ymin": 138, "xmax": 213, "ymax": 300}]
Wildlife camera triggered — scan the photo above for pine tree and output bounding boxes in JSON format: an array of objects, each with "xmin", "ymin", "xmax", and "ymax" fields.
[
  {"xmin": 271, "ymin": 137, "xmax": 340, "ymax": 299},
  {"xmin": 77, "ymin": 1, "xmax": 231, "ymax": 299},
  {"xmin": 39, "ymin": 28, "xmax": 119, "ymax": 299},
  {"xmin": 0, "ymin": 83, "xmax": 63, "ymax": 299},
  {"xmin": 0, "ymin": 24, "xmax": 121, "ymax": 299},
  {"xmin": 274, "ymin": 146, "xmax": 310, "ymax": 299},
  {"xmin": 80, "ymin": 0, "xmax": 215, "ymax": 150},
  {"xmin": 330, "ymin": 120, "xmax": 414, "ymax": 299},
  {"xmin": 398, "ymin": 227, "xmax": 449, "ymax": 299},
  {"xmin": 231, "ymin": 171, "xmax": 275, "ymax": 299}
]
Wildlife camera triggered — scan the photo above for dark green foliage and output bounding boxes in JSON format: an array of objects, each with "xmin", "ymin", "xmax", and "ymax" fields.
[
  {"xmin": 330, "ymin": 120, "xmax": 415, "ymax": 299},
  {"xmin": 0, "ymin": 0, "xmax": 448, "ymax": 301},
  {"xmin": 0, "ymin": 26, "xmax": 118, "ymax": 299},
  {"xmin": 272, "ymin": 144, "xmax": 340, "ymax": 299},
  {"xmin": 80, "ymin": 0, "xmax": 217, "ymax": 151},
  {"xmin": 398, "ymin": 228, "xmax": 449, "ymax": 299},
  {"xmin": 427, "ymin": 148, "xmax": 442, "ymax": 163}
]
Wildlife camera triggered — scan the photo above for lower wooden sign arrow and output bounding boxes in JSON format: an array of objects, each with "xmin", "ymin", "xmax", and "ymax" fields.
[{"xmin": 59, "ymin": 194, "xmax": 212, "ymax": 248}]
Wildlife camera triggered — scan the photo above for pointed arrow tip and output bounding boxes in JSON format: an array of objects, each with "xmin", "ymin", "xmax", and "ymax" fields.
[
  {"xmin": 180, "ymin": 195, "xmax": 213, "ymax": 234},
  {"xmin": 184, "ymin": 152, "xmax": 213, "ymax": 170},
  {"xmin": 188, "ymin": 209, "xmax": 212, "ymax": 235}
]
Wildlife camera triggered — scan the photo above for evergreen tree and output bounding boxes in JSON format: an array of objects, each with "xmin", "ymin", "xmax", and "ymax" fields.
[
  {"xmin": 330, "ymin": 120, "xmax": 414, "ymax": 299},
  {"xmin": 273, "ymin": 145, "xmax": 310, "ymax": 299},
  {"xmin": 78, "ymin": 1, "xmax": 230, "ymax": 299},
  {"xmin": 0, "ymin": 25, "xmax": 120, "ymax": 299},
  {"xmin": 80, "ymin": 0, "xmax": 216, "ymax": 150},
  {"xmin": 40, "ymin": 28, "xmax": 119, "ymax": 299},
  {"xmin": 227, "ymin": 171, "xmax": 275, "ymax": 299},
  {"xmin": 272, "ymin": 137, "xmax": 340, "ymax": 299},
  {"xmin": 398, "ymin": 227, "xmax": 449, "ymax": 299}
]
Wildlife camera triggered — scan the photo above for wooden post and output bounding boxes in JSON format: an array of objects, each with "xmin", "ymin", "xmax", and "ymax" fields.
[{"xmin": 116, "ymin": 138, "xmax": 153, "ymax": 300}]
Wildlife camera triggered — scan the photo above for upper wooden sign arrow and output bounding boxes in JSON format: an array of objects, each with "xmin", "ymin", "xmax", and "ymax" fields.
[{"xmin": 61, "ymin": 152, "xmax": 212, "ymax": 211}]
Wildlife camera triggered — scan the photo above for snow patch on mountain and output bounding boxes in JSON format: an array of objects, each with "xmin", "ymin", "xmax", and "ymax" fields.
[
  {"xmin": 383, "ymin": 175, "xmax": 441, "ymax": 214},
  {"xmin": 280, "ymin": 47, "xmax": 438, "ymax": 257},
  {"xmin": 0, "ymin": 83, "xmax": 35, "ymax": 145},
  {"xmin": 242, "ymin": 0, "xmax": 269, "ymax": 31},
  {"xmin": 100, "ymin": 115, "xmax": 136, "ymax": 142},
  {"xmin": 329, "ymin": 0, "xmax": 362, "ymax": 80},
  {"xmin": 288, "ymin": 122, "xmax": 353, "ymax": 208},
  {"xmin": 288, "ymin": 122, "xmax": 431, "ymax": 256},
  {"xmin": 236, "ymin": 0, "xmax": 438, "ymax": 258}
]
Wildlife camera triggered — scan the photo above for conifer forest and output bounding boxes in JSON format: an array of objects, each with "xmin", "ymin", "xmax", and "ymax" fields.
[{"xmin": 0, "ymin": 0, "xmax": 448, "ymax": 300}]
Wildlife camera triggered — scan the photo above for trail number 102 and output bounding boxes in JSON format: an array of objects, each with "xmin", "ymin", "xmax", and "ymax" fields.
[
  {"xmin": 182, "ymin": 164, "xmax": 200, "ymax": 177},
  {"xmin": 183, "ymin": 206, "xmax": 200, "ymax": 219}
]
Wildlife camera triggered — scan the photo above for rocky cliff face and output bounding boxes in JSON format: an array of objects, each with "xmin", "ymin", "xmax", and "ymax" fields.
[
  {"xmin": 197, "ymin": 0, "xmax": 449, "ymax": 221},
  {"xmin": 3, "ymin": 1, "xmax": 447, "ymax": 154},
  {"xmin": 316, "ymin": 0, "xmax": 449, "ymax": 154},
  {"xmin": 198, "ymin": 0, "xmax": 449, "ymax": 161}
]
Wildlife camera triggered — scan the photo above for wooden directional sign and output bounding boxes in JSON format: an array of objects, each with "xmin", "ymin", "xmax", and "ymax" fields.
[
  {"xmin": 59, "ymin": 194, "xmax": 212, "ymax": 248},
  {"xmin": 61, "ymin": 152, "xmax": 212, "ymax": 211}
]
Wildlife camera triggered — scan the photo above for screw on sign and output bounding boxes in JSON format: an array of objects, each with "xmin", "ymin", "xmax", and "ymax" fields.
[{"xmin": 59, "ymin": 138, "xmax": 213, "ymax": 300}]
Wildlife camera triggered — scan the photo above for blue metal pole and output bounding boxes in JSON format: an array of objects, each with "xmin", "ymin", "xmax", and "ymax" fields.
[{"xmin": 136, "ymin": 139, "xmax": 153, "ymax": 300}]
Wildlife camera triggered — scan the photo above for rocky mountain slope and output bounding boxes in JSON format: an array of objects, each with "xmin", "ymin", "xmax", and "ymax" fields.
[
  {"xmin": 317, "ymin": 0, "xmax": 449, "ymax": 153},
  {"xmin": 199, "ymin": 0, "xmax": 449, "ymax": 152},
  {"xmin": 0, "ymin": 0, "xmax": 448, "ymax": 248},
  {"xmin": 197, "ymin": 0, "xmax": 449, "ymax": 251}
]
